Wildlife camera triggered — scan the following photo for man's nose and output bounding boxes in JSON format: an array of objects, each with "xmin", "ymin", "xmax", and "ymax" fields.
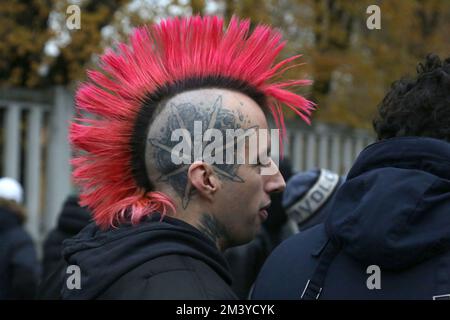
[{"xmin": 263, "ymin": 160, "xmax": 286, "ymax": 194}]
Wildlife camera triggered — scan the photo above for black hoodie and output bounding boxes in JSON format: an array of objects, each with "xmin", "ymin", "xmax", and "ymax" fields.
[{"xmin": 39, "ymin": 213, "xmax": 237, "ymax": 300}]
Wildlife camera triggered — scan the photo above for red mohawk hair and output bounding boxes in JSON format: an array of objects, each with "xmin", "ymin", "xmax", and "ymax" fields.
[{"xmin": 70, "ymin": 15, "xmax": 314, "ymax": 229}]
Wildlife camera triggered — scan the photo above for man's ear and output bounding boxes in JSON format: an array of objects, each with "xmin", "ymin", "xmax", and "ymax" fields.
[{"xmin": 188, "ymin": 161, "xmax": 220, "ymax": 200}]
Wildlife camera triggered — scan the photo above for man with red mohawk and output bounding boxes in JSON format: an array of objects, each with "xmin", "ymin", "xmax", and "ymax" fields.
[{"xmin": 39, "ymin": 16, "xmax": 314, "ymax": 299}]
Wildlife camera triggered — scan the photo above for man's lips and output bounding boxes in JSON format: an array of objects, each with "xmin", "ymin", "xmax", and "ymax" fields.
[
  {"xmin": 258, "ymin": 209, "xmax": 268, "ymax": 221},
  {"xmin": 258, "ymin": 203, "xmax": 271, "ymax": 221}
]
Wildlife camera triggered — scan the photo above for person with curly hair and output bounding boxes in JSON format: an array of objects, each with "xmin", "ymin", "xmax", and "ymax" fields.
[{"xmin": 252, "ymin": 54, "xmax": 450, "ymax": 300}]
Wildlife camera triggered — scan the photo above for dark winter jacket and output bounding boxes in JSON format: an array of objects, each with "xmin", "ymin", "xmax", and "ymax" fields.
[
  {"xmin": 0, "ymin": 206, "xmax": 40, "ymax": 299},
  {"xmin": 252, "ymin": 137, "xmax": 450, "ymax": 300},
  {"xmin": 42, "ymin": 195, "xmax": 91, "ymax": 279},
  {"xmin": 38, "ymin": 213, "xmax": 237, "ymax": 300}
]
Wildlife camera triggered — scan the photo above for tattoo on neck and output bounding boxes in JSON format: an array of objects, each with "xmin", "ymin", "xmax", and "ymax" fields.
[{"xmin": 197, "ymin": 213, "xmax": 231, "ymax": 248}]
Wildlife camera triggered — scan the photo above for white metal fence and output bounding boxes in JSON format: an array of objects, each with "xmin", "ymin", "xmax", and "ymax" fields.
[
  {"xmin": 0, "ymin": 87, "xmax": 74, "ymax": 252},
  {"xmin": 0, "ymin": 87, "xmax": 374, "ymax": 249},
  {"xmin": 283, "ymin": 122, "xmax": 374, "ymax": 174}
]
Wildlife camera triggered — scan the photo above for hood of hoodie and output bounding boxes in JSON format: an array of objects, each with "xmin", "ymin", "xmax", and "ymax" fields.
[
  {"xmin": 325, "ymin": 137, "xmax": 450, "ymax": 271},
  {"xmin": 61, "ymin": 213, "xmax": 232, "ymax": 299}
]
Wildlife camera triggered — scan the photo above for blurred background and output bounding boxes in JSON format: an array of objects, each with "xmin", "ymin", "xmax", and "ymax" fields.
[{"xmin": 0, "ymin": 0, "xmax": 449, "ymax": 253}]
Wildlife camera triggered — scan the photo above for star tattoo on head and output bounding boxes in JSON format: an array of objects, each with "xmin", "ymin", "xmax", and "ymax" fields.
[{"xmin": 149, "ymin": 95, "xmax": 257, "ymax": 208}]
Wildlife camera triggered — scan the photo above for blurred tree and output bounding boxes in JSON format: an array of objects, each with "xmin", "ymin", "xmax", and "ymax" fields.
[
  {"xmin": 224, "ymin": 0, "xmax": 271, "ymax": 24},
  {"xmin": 190, "ymin": 0, "xmax": 205, "ymax": 15},
  {"xmin": 0, "ymin": 0, "xmax": 52, "ymax": 87},
  {"xmin": 1, "ymin": 0, "xmax": 449, "ymax": 128},
  {"xmin": 0, "ymin": 0, "xmax": 133, "ymax": 88},
  {"xmin": 46, "ymin": 0, "xmax": 130, "ymax": 87},
  {"xmin": 0, "ymin": 0, "xmax": 208, "ymax": 88},
  {"xmin": 222, "ymin": 0, "xmax": 450, "ymax": 128},
  {"xmin": 318, "ymin": 0, "xmax": 448, "ymax": 128}
]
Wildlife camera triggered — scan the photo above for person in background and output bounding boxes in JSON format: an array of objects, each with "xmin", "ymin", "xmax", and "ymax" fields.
[
  {"xmin": 252, "ymin": 54, "xmax": 450, "ymax": 300},
  {"xmin": 41, "ymin": 195, "xmax": 91, "ymax": 281},
  {"xmin": 282, "ymin": 168, "xmax": 344, "ymax": 233},
  {"xmin": 0, "ymin": 177, "xmax": 40, "ymax": 299}
]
